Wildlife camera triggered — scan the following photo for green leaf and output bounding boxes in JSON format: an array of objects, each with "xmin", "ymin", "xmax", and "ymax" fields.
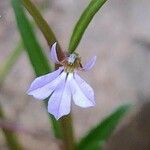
[
  {"xmin": 22, "ymin": 0, "xmax": 57, "ymax": 45},
  {"xmin": 69, "ymin": 0, "xmax": 107, "ymax": 53},
  {"xmin": 11, "ymin": 0, "xmax": 50, "ymax": 76},
  {"xmin": 11, "ymin": 0, "xmax": 62, "ymax": 138},
  {"xmin": 22, "ymin": 0, "xmax": 63, "ymax": 59},
  {"xmin": 76, "ymin": 104, "xmax": 131, "ymax": 150}
]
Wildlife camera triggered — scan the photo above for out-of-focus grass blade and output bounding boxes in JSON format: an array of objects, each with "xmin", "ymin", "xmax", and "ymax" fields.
[
  {"xmin": 69, "ymin": 0, "xmax": 107, "ymax": 53},
  {"xmin": 0, "ymin": 41, "xmax": 23, "ymax": 150},
  {"xmin": 0, "ymin": 41, "xmax": 23, "ymax": 83},
  {"xmin": 11, "ymin": 0, "xmax": 62, "ymax": 138},
  {"xmin": 76, "ymin": 104, "xmax": 131, "ymax": 150},
  {"xmin": 0, "ymin": 105, "xmax": 23, "ymax": 150}
]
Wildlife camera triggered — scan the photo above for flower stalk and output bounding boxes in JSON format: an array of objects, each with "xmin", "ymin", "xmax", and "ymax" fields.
[{"xmin": 60, "ymin": 114, "xmax": 75, "ymax": 150}]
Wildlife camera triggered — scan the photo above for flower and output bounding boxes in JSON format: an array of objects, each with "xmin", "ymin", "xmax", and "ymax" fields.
[{"xmin": 27, "ymin": 43, "xmax": 96, "ymax": 120}]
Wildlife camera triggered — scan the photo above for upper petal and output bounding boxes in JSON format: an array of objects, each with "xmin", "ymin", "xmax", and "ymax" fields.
[
  {"xmin": 27, "ymin": 68, "xmax": 65, "ymax": 100},
  {"xmin": 48, "ymin": 73, "xmax": 72, "ymax": 120},
  {"xmin": 82, "ymin": 56, "xmax": 96, "ymax": 71},
  {"xmin": 50, "ymin": 42, "xmax": 60, "ymax": 64},
  {"xmin": 70, "ymin": 74, "xmax": 95, "ymax": 108}
]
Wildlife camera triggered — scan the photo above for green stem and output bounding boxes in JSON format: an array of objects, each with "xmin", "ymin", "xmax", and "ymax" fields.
[
  {"xmin": 21, "ymin": 0, "xmax": 64, "ymax": 60},
  {"xmin": 44, "ymin": 101, "xmax": 63, "ymax": 139},
  {"xmin": 0, "ymin": 105, "xmax": 23, "ymax": 150},
  {"xmin": 59, "ymin": 114, "xmax": 75, "ymax": 150},
  {"xmin": 22, "ymin": 0, "xmax": 56, "ymax": 45}
]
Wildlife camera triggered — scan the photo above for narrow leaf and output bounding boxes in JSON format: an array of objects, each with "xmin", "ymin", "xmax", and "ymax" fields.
[
  {"xmin": 22, "ymin": 0, "xmax": 64, "ymax": 60},
  {"xmin": 22, "ymin": 0, "xmax": 56, "ymax": 45},
  {"xmin": 69, "ymin": 0, "xmax": 107, "ymax": 53},
  {"xmin": 11, "ymin": 0, "xmax": 62, "ymax": 138},
  {"xmin": 77, "ymin": 104, "xmax": 131, "ymax": 150},
  {"xmin": 11, "ymin": 0, "xmax": 50, "ymax": 76}
]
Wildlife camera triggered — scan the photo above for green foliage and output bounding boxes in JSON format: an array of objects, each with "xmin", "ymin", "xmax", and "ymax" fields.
[
  {"xmin": 11, "ymin": 0, "xmax": 62, "ymax": 138},
  {"xmin": 69, "ymin": 0, "xmax": 107, "ymax": 53},
  {"xmin": 11, "ymin": 0, "xmax": 50, "ymax": 76},
  {"xmin": 76, "ymin": 105, "xmax": 131, "ymax": 150},
  {"xmin": 22, "ymin": 0, "xmax": 58, "ymax": 45}
]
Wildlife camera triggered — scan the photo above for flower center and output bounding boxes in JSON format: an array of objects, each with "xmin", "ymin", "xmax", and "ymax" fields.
[
  {"xmin": 67, "ymin": 53, "xmax": 77, "ymax": 64},
  {"xmin": 64, "ymin": 53, "xmax": 81, "ymax": 73}
]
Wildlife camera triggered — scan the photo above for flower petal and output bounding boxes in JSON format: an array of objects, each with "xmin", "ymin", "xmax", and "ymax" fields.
[
  {"xmin": 83, "ymin": 56, "xmax": 96, "ymax": 71},
  {"xmin": 70, "ymin": 74, "xmax": 95, "ymax": 108},
  {"xmin": 27, "ymin": 68, "xmax": 64, "ymax": 100},
  {"xmin": 74, "ymin": 73, "xmax": 95, "ymax": 103},
  {"xmin": 27, "ymin": 67, "xmax": 63, "ymax": 92},
  {"xmin": 48, "ymin": 73, "xmax": 72, "ymax": 120},
  {"xmin": 50, "ymin": 42, "xmax": 60, "ymax": 64}
]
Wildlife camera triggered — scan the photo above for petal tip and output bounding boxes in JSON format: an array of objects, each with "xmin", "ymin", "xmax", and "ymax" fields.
[
  {"xmin": 48, "ymin": 110, "xmax": 69, "ymax": 120},
  {"xmin": 93, "ymin": 55, "xmax": 97, "ymax": 61},
  {"xmin": 83, "ymin": 55, "xmax": 97, "ymax": 71},
  {"xmin": 50, "ymin": 42, "xmax": 59, "ymax": 64},
  {"xmin": 26, "ymin": 88, "xmax": 32, "ymax": 95}
]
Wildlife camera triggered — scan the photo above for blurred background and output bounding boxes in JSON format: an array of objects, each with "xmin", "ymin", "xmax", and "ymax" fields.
[{"xmin": 0, "ymin": 0, "xmax": 150, "ymax": 149}]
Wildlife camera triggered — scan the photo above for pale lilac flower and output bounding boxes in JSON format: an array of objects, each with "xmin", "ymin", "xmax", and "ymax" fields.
[{"xmin": 27, "ymin": 43, "xmax": 96, "ymax": 120}]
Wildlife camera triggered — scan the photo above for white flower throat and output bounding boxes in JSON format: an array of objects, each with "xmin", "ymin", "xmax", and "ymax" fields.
[
  {"xmin": 64, "ymin": 53, "xmax": 81, "ymax": 73},
  {"xmin": 67, "ymin": 53, "xmax": 78, "ymax": 64}
]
